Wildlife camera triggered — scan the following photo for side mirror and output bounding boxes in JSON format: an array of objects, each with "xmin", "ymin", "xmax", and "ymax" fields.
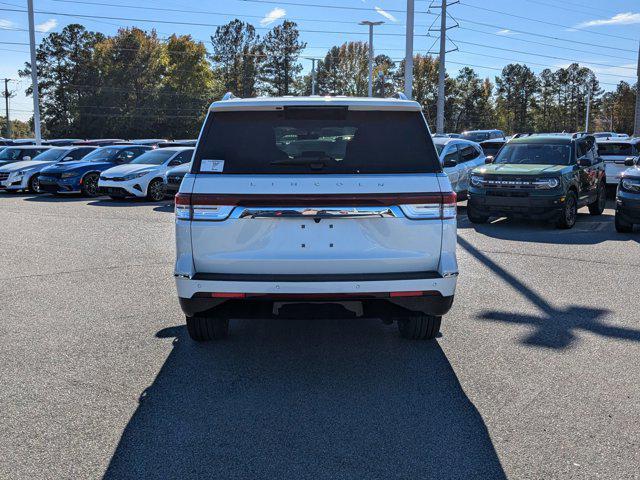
[
  {"xmin": 485, "ymin": 156, "xmax": 494, "ymax": 164},
  {"xmin": 578, "ymin": 157, "xmax": 591, "ymax": 167},
  {"xmin": 624, "ymin": 157, "xmax": 637, "ymax": 167},
  {"xmin": 22, "ymin": 156, "xmax": 31, "ymax": 161},
  {"xmin": 443, "ymin": 159, "xmax": 457, "ymax": 168},
  {"xmin": 168, "ymin": 160, "xmax": 181, "ymax": 166}
]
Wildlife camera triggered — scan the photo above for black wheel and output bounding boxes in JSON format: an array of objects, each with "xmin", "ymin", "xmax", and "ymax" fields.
[
  {"xmin": 397, "ymin": 315, "xmax": 441, "ymax": 340},
  {"xmin": 467, "ymin": 207, "xmax": 489, "ymax": 224},
  {"xmin": 615, "ymin": 213, "xmax": 633, "ymax": 233},
  {"xmin": 147, "ymin": 179, "xmax": 165, "ymax": 201},
  {"xmin": 588, "ymin": 182, "xmax": 606, "ymax": 215},
  {"xmin": 27, "ymin": 174, "xmax": 41, "ymax": 193},
  {"xmin": 186, "ymin": 316, "xmax": 229, "ymax": 341},
  {"xmin": 556, "ymin": 191, "xmax": 577, "ymax": 229},
  {"xmin": 81, "ymin": 173, "xmax": 100, "ymax": 197}
]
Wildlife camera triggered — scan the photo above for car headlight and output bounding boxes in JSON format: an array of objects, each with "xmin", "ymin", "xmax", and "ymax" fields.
[
  {"xmin": 124, "ymin": 171, "xmax": 150, "ymax": 180},
  {"xmin": 470, "ymin": 175, "xmax": 484, "ymax": 187},
  {"xmin": 61, "ymin": 172, "xmax": 79, "ymax": 179},
  {"xmin": 537, "ymin": 178, "xmax": 559, "ymax": 189},
  {"xmin": 621, "ymin": 178, "xmax": 640, "ymax": 193}
]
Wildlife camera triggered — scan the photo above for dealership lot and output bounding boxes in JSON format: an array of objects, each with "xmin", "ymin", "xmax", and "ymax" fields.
[{"xmin": 1, "ymin": 193, "xmax": 639, "ymax": 479}]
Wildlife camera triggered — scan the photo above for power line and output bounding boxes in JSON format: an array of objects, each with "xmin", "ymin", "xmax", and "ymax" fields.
[{"xmin": 457, "ymin": 1, "xmax": 636, "ymax": 42}]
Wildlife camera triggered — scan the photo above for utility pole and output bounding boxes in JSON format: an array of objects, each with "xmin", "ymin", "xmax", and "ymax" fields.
[
  {"xmin": 635, "ymin": 41, "xmax": 640, "ymax": 137},
  {"xmin": 436, "ymin": 0, "xmax": 448, "ymax": 134},
  {"xmin": 3, "ymin": 79, "xmax": 10, "ymax": 138},
  {"xmin": 585, "ymin": 86, "xmax": 591, "ymax": 132},
  {"xmin": 404, "ymin": 0, "xmax": 414, "ymax": 99},
  {"xmin": 27, "ymin": 0, "xmax": 42, "ymax": 144},
  {"xmin": 360, "ymin": 21, "xmax": 384, "ymax": 97},
  {"xmin": 311, "ymin": 58, "xmax": 317, "ymax": 95}
]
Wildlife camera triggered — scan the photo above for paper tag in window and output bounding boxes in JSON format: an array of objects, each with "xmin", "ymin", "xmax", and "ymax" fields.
[{"xmin": 201, "ymin": 159, "xmax": 225, "ymax": 172}]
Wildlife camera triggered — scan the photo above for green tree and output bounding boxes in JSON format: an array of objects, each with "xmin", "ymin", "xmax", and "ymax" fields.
[
  {"xmin": 260, "ymin": 20, "xmax": 306, "ymax": 95},
  {"xmin": 157, "ymin": 34, "xmax": 222, "ymax": 139},
  {"xmin": 495, "ymin": 64, "xmax": 539, "ymax": 133},
  {"xmin": 19, "ymin": 24, "xmax": 104, "ymax": 137},
  {"xmin": 210, "ymin": 20, "xmax": 262, "ymax": 97}
]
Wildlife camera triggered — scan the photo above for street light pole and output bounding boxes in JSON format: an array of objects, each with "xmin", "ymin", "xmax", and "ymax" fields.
[
  {"xmin": 311, "ymin": 58, "xmax": 317, "ymax": 95},
  {"xmin": 360, "ymin": 21, "xmax": 384, "ymax": 98},
  {"xmin": 585, "ymin": 86, "xmax": 591, "ymax": 132},
  {"xmin": 4, "ymin": 79, "xmax": 11, "ymax": 138},
  {"xmin": 27, "ymin": 0, "xmax": 42, "ymax": 144},
  {"xmin": 634, "ymin": 41, "xmax": 640, "ymax": 137},
  {"xmin": 404, "ymin": 0, "xmax": 414, "ymax": 99}
]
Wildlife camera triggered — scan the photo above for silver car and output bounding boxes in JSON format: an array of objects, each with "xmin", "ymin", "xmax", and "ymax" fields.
[{"xmin": 433, "ymin": 137, "xmax": 486, "ymax": 195}]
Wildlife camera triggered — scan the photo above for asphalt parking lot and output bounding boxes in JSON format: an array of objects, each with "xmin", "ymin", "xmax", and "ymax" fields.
[{"xmin": 1, "ymin": 192, "xmax": 639, "ymax": 480}]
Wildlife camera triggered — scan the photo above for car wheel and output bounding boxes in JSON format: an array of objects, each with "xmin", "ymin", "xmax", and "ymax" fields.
[
  {"xmin": 615, "ymin": 213, "xmax": 633, "ymax": 233},
  {"xmin": 186, "ymin": 315, "xmax": 229, "ymax": 341},
  {"xmin": 146, "ymin": 178, "xmax": 165, "ymax": 201},
  {"xmin": 467, "ymin": 207, "xmax": 489, "ymax": 224},
  {"xmin": 588, "ymin": 182, "xmax": 606, "ymax": 215},
  {"xmin": 81, "ymin": 173, "xmax": 100, "ymax": 197},
  {"xmin": 28, "ymin": 174, "xmax": 41, "ymax": 194},
  {"xmin": 556, "ymin": 191, "xmax": 577, "ymax": 229},
  {"xmin": 397, "ymin": 315, "xmax": 441, "ymax": 340}
]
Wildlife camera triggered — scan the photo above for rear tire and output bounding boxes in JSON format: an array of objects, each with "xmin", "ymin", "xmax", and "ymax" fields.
[
  {"xmin": 397, "ymin": 315, "xmax": 441, "ymax": 340},
  {"xmin": 186, "ymin": 315, "xmax": 229, "ymax": 341},
  {"xmin": 588, "ymin": 182, "xmax": 606, "ymax": 215},
  {"xmin": 615, "ymin": 213, "xmax": 633, "ymax": 233},
  {"xmin": 556, "ymin": 191, "xmax": 577, "ymax": 229}
]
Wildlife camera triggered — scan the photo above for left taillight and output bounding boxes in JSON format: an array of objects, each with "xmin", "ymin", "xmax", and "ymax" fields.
[
  {"xmin": 399, "ymin": 192, "xmax": 456, "ymax": 220},
  {"xmin": 174, "ymin": 193, "xmax": 234, "ymax": 221}
]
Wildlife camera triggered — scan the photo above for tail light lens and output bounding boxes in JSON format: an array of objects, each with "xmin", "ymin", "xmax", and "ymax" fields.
[
  {"xmin": 175, "ymin": 193, "xmax": 233, "ymax": 221},
  {"xmin": 400, "ymin": 192, "xmax": 456, "ymax": 220}
]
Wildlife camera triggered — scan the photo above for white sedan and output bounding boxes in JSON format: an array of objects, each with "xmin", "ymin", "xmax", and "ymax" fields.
[
  {"xmin": 432, "ymin": 137, "xmax": 486, "ymax": 196},
  {"xmin": 98, "ymin": 147, "xmax": 194, "ymax": 200},
  {"xmin": 596, "ymin": 139, "xmax": 640, "ymax": 186}
]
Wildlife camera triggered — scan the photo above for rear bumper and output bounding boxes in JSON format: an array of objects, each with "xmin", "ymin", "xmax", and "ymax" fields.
[
  {"xmin": 175, "ymin": 273, "xmax": 457, "ymax": 317},
  {"xmin": 468, "ymin": 191, "xmax": 565, "ymax": 219}
]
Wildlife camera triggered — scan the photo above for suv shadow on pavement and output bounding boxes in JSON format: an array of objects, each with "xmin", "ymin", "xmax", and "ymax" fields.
[{"xmin": 104, "ymin": 318, "xmax": 506, "ymax": 480}]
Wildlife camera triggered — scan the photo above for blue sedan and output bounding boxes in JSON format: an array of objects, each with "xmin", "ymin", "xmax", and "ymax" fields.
[{"xmin": 39, "ymin": 145, "xmax": 151, "ymax": 196}]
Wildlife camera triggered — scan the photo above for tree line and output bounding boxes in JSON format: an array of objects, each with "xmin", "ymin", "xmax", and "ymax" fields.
[{"xmin": 17, "ymin": 19, "xmax": 637, "ymax": 139}]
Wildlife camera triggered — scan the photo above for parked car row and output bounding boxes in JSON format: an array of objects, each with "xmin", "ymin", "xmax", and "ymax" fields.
[{"xmin": 0, "ymin": 143, "xmax": 194, "ymax": 199}]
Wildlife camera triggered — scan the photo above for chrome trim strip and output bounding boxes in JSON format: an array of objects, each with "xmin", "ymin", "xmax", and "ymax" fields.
[{"xmin": 233, "ymin": 206, "xmax": 402, "ymax": 219}]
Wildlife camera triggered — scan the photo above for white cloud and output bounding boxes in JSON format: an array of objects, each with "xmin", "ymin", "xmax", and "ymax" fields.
[
  {"xmin": 0, "ymin": 19, "xmax": 16, "ymax": 29},
  {"xmin": 576, "ymin": 12, "xmax": 640, "ymax": 28},
  {"xmin": 36, "ymin": 18, "xmax": 58, "ymax": 32},
  {"xmin": 260, "ymin": 7, "xmax": 286, "ymax": 26},
  {"xmin": 375, "ymin": 6, "xmax": 397, "ymax": 22},
  {"xmin": 496, "ymin": 29, "xmax": 518, "ymax": 35}
]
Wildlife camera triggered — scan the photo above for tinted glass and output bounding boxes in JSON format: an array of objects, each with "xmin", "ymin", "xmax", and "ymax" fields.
[
  {"xmin": 0, "ymin": 148, "xmax": 23, "ymax": 160},
  {"xmin": 435, "ymin": 144, "xmax": 445, "ymax": 154},
  {"xmin": 83, "ymin": 148, "xmax": 122, "ymax": 162},
  {"xmin": 461, "ymin": 132, "xmax": 491, "ymax": 142},
  {"xmin": 194, "ymin": 108, "xmax": 440, "ymax": 174},
  {"xmin": 130, "ymin": 149, "xmax": 175, "ymax": 165},
  {"xmin": 481, "ymin": 142, "xmax": 504, "ymax": 156},
  {"xmin": 32, "ymin": 149, "xmax": 66, "ymax": 162},
  {"xmin": 597, "ymin": 143, "xmax": 633, "ymax": 156},
  {"xmin": 495, "ymin": 144, "xmax": 573, "ymax": 165},
  {"xmin": 460, "ymin": 145, "xmax": 479, "ymax": 162}
]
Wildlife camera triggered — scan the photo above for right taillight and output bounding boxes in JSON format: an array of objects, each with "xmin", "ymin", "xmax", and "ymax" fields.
[
  {"xmin": 175, "ymin": 193, "xmax": 233, "ymax": 221},
  {"xmin": 400, "ymin": 192, "xmax": 456, "ymax": 220}
]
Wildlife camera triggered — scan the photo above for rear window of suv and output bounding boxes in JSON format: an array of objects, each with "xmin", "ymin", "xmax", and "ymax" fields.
[
  {"xmin": 597, "ymin": 143, "xmax": 637, "ymax": 156},
  {"xmin": 193, "ymin": 107, "xmax": 440, "ymax": 174}
]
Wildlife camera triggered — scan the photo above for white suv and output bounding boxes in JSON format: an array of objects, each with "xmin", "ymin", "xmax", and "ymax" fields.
[{"xmin": 174, "ymin": 95, "xmax": 458, "ymax": 341}]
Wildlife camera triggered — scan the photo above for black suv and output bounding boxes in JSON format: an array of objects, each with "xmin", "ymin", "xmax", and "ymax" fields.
[{"xmin": 467, "ymin": 134, "xmax": 606, "ymax": 229}]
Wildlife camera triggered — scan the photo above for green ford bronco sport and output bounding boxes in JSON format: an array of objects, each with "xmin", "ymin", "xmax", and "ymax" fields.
[{"xmin": 467, "ymin": 134, "xmax": 606, "ymax": 229}]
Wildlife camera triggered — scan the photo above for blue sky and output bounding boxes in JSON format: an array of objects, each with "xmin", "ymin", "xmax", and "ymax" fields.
[{"xmin": 0, "ymin": 0, "xmax": 638, "ymax": 121}]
